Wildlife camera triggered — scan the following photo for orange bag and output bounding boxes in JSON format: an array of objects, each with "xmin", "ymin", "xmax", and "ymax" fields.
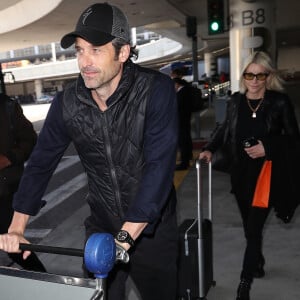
[{"xmin": 252, "ymin": 160, "xmax": 272, "ymax": 208}]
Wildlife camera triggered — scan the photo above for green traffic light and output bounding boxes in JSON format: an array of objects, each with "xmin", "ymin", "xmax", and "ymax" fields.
[
  {"xmin": 207, "ymin": 0, "xmax": 224, "ymax": 35},
  {"xmin": 210, "ymin": 21, "xmax": 220, "ymax": 32}
]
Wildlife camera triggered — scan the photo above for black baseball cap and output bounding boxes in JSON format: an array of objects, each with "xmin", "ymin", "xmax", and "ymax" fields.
[{"xmin": 61, "ymin": 3, "xmax": 130, "ymax": 49}]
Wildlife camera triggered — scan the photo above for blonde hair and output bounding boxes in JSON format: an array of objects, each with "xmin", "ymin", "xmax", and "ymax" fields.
[{"xmin": 239, "ymin": 51, "xmax": 284, "ymax": 93}]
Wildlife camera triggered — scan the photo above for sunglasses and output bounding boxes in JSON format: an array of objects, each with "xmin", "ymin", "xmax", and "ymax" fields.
[{"xmin": 243, "ymin": 72, "xmax": 269, "ymax": 81}]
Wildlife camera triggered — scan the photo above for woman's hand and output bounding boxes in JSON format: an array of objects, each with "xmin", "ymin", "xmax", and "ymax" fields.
[
  {"xmin": 199, "ymin": 150, "xmax": 212, "ymax": 162},
  {"xmin": 244, "ymin": 140, "xmax": 265, "ymax": 159}
]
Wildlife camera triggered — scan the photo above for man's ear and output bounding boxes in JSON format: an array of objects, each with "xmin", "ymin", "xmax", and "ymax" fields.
[{"xmin": 119, "ymin": 44, "xmax": 130, "ymax": 62}]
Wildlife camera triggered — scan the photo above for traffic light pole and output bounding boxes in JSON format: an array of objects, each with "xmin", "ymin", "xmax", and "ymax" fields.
[
  {"xmin": 186, "ymin": 16, "xmax": 199, "ymax": 83},
  {"xmin": 192, "ymin": 35, "xmax": 199, "ymax": 83}
]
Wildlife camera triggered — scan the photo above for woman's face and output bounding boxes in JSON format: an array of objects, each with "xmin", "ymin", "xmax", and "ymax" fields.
[{"xmin": 243, "ymin": 63, "xmax": 268, "ymax": 97}]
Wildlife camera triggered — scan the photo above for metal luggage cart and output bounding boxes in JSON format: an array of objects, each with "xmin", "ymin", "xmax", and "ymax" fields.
[
  {"xmin": 0, "ymin": 233, "xmax": 129, "ymax": 300},
  {"xmin": 0, "ymin": 267, "xmax": 100, "ymax": 300}
]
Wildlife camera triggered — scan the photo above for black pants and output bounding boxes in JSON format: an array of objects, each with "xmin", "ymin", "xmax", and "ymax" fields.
[
  {"xmin": 0, "ymin": 192, "xmax": 46, "ymax": 272},
  {"xmin": 236, "ymin": 198, "xmax": 271, "ymax": 281},
  {"xmin": 178, "ymin": 125, "xmax": 193, "ymax": 167},
  {"xmin": 232, "ymin": 157, "xmax": 272, "ymax": 281},
  {"xmin": 84, "ymin": 212, "xmax": 179, "ymax": 300}
]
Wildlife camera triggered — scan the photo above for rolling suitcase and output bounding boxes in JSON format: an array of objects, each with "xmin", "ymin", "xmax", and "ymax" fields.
[{"xmin": 177, "ymin": 160, "xmax": 215, "ymax": 300}]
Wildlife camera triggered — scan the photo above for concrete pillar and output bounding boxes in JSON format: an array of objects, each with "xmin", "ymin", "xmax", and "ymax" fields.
[
  {"xmin": 51, "ymin": 42, "xmax": 57, "ymax": 62},
  {"xmin": 9, "ymin": 50, "xmax": 14, "ymax": 59},
  {"xmin": 131, "ymin": 27, "xmax": 137, "ymax": 46},
  {"xmin": 34, "ymin": 45, "xmax": 39, "ymax": 55},
  {"xmin": 34, "ymin": 79, "xmax": 43, "ymax": 99},
  {"xmin": 229, "ymin": 0, "xmax": 276, "ymax": 92},
  {"xmin": 204, "ymin": 52, "xmax": 217, "ymax": 79}
]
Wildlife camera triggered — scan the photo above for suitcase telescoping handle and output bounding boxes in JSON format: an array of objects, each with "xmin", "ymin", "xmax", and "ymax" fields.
[
  {"xmin": 195, "ymin": 159, "xmax": 212, "ymax": 239},
  {"xmin": 196, "ymin": 159, "xmax": 214, "ymax": 298}
]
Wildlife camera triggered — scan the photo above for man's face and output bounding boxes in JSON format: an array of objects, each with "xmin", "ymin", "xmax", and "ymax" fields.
[{"xmin": 75, "ymin": 37, "xmax": 124, "ymax": 91}]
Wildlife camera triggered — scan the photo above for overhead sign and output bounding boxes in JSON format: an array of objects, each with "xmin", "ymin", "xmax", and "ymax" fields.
[{"xmin": 4, "ymin": 71, "xmax": 15, "ymax": 83}]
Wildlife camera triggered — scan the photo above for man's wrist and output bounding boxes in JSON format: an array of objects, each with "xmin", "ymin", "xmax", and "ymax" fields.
[{"xmin": 8, "ymin": 212, "xmax": 29, "ymax": 235}]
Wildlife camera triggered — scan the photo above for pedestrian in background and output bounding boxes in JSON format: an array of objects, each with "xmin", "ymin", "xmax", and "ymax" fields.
[
  {"xmin": 170, "ymin": 67, "xmax": 186, "ymax": 79},
  {"xmin": 199, "ymin": 51, "xmax": 300, "ymax": 300},
  {"xmin": 173, "ymin": 77, "xmax": 193, "ymax": 170},
  {"xmin": 0, "ymin": 3, "xmax": 178, "ymax": 300},
  {"xmin": 0, "ymin": 94, "xmax": 46, "ymax": 272}
]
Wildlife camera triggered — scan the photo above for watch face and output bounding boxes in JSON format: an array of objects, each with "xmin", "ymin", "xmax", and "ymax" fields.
[
  {"xmin": 116, "ymin": 230, "xmax": 134, "ymax": 246},
  {"xmin": 117, "ymin": 231, "xmax": 128, "ymax": 241}
]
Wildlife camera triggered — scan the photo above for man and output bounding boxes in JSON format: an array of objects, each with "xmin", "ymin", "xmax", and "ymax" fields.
[
  {"xmin": 170, "ymin": 67, "xmax": 186, "ymax": 79},
  {"xmin": 0, "ymin": 3, "xmax": 178, "ymax": 300},
  {"xmin": 0, "ymin": 94, "xmax": 46, "ymax": 272},
  {"xmin": 173, "ymin": 78, "xmax": 193, "ymax": 170}
]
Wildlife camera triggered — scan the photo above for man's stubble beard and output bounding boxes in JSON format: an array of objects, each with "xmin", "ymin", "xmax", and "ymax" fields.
[{"xmin": 82, "ymin": 62, "xmax": 122, "ymax": 91}]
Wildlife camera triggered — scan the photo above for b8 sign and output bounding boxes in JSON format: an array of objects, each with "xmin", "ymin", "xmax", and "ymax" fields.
[{"xmin": 242, "ymin": 8, "xmax": 266, "ymax": 26}]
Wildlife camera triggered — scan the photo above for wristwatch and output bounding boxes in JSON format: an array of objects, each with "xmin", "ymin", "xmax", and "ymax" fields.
[{"xmin": 115, "ymin": 230, "xmax": 135, "ymax": 247}]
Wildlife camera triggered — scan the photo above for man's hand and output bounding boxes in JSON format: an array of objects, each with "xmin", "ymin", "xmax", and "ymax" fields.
[
  {"xmin": 0, "ymin": 232, "xmax": 31, "ymax": 259},
  {"xmin": 0, "ymin": 154, "xmax": 11, "ymax": 170}
]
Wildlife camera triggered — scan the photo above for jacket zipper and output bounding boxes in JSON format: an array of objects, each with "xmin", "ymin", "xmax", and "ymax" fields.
[{"xmin": 102, "ymin": 113, "xmax": 124, "ymax": 218}]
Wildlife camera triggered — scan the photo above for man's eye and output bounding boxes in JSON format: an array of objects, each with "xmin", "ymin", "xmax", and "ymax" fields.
[{"xmin": 75, "ymin": 48, "xmax": 83, "ymax": 54}]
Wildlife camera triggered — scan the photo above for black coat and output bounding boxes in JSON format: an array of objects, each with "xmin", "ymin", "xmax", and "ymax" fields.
[
  {"xmin": 0, "ymin": 96, "xmax": 37, "ymax": 195},
  {"xmin": 206, "ymin": 90, "xmax": 300, "ymax": 222},
  {"xmin": 0, "ymin": 96, "xmax": 36, "ymax": 166},
  {"xmin": 176, "ymin": 85, "xmax": 193, "ymax": 127}
]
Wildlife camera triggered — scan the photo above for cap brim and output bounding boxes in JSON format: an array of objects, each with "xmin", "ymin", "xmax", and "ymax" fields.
[{"xmin": 60, "ymin": 28, "xmax": 115, "ymax": 49}]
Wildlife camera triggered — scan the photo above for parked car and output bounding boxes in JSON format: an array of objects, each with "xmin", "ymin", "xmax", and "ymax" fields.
[{"xmin": 36, "ymin": 94, "xmax": 53, "ymax": 104}]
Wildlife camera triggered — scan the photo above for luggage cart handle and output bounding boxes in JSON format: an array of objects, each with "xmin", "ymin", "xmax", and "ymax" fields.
[
  {"xmin": 19, "ymin": 233, "xmax": 129, "ymax": 280},
  {"xmin": 19, "ymin": 242, "xmax": 129, "ymax": 263},
  {"xmin": 19, "ymin": 243, "xmax": 83, "ymax": 257}
]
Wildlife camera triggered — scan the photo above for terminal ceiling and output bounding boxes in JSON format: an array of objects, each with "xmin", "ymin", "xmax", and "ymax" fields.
[{"xmin": 0, "ymin": 0, "xmax": 299, "ymax": 69}]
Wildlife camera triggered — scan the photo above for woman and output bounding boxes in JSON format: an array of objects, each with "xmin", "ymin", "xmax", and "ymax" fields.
[
  {"xmin": 0, "ymin": 94, "xmax": 46, "ymax": 272},
  {"xmin": 199, "ymin": 51, "xmax": 300, "ymax": 300}
]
